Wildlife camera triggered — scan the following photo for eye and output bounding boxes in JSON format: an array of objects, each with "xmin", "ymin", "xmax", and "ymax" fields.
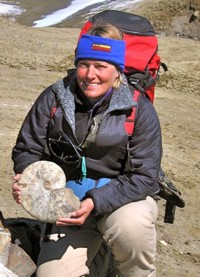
[
  {"xmin": 97, "ymin": 64, "xmax": 107, "ymax": 68},
  {"xmin": 95, "ymin": 63, "xmax": 108, "ymax": 69},
  {"xmin": 77, "ymin": 61, "xmax": 88, "ymax": 68}
]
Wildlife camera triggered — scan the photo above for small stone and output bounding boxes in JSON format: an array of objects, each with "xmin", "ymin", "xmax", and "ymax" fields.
[
  {"xmin": 159, "ymin": 240, "xmax": 168, "ymax": 247},
  {"xmin": 162, "ymin": 233, "xmax": 173, "ymax": 244},
  {"xmin": 184, "ymin": 239, "xmax": 191, "ymax": 245}
]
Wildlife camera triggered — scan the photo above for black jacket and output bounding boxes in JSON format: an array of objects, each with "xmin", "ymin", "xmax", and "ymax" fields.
[{"xmin": 12, "ymin": 71, "xmax": 162, "ymax": 216}]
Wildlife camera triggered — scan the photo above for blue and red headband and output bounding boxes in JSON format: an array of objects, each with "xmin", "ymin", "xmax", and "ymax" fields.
[{"xmin": 74, "ymin": 34, "xmax": 126, "ymax": 71}]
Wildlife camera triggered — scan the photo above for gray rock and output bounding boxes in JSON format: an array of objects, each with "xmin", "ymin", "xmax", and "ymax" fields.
[
  {"xmin": 0, "ymin": 262, "xmax": 18, "ymax": 277},
  {"xmin": 0, "ymin": 231, "xmax": 11, "ymax": 265},
  {"xmin": 7, "ymin": 244, "xmax": 36, "ymax": 277}
]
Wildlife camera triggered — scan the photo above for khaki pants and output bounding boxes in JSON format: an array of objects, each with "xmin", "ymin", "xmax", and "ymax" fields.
[
  {"xmin": 98, "ymin": 196, "xmax": 158, "ymax": 277},
  {"xmin": 36, "ymin": 196, "xmax": 158, "ymax": 277}
]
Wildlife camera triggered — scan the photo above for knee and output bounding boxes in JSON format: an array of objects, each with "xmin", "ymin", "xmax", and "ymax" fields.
[
  {"xmin": 98, "ymin": 200, "xmax": 158, "ymax": 276},
  {"xmin": 101, "ymin": 200, "xmax": 157, "ymax": 252},
  {"xmin": 116, "ymin": 212, "xmax": 155, "ymax": 249}
]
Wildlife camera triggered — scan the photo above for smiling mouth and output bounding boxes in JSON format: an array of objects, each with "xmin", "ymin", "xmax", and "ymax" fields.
[{"xmin": 85, "ymin": 82, "xmax": 100, "ymax": 87}]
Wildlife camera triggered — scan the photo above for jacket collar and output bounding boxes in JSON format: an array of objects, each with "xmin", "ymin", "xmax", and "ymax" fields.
[
  {"xmin": 53, "ymin": 71, "xmax": 137, "ymax": 132},
  {"xmin": 106, "ymin": 74, "xmax": 136, "ymax": 115}
]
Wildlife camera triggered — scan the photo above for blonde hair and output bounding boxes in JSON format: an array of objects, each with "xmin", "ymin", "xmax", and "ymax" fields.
[
  {"xmin": 88, "ymin": 24, "xmax": 123, "ymax": 40},
  {"xmin": 88, "ymin": 24, "xmax": 124, "ymax": 89}
]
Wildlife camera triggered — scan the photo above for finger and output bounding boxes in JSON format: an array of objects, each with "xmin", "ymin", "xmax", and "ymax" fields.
[
  {"xmin": 12, "ymin": 191, "xmax": 22, "ymax": 203},
  {"xmin": 57, "ymin": 217, "xmax": 77, "ymax": 223},
  {"xmin": 13, "ymin": 174, "xmax": 21, "ymax": 181},
  {"xmin": 12, "ymin": 191, "xmax": 17, "ymax": 197},
  {"xmin": 12, "ymin": 190, "xmax": 20, "ymax": 196},
  {"xmin": 56, "ymin": 222, "xmax": 74, "ymax": 226},
  {"xmin": 12, "ymin": 183, "xmax": 21, "ymax": 191},
  {"xmin": 12, "ymin": 196, "xmax": 21, "ymax": 204},
  {"xmin": 71, "ymin": 208, "xmax": 86, "ymax": 217},
  {"xmin": 56, "ymin": 217, "xmax": 84, "ymax": 226}
]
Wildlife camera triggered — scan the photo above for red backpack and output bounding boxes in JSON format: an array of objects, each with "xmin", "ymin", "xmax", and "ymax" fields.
[
  {"xmin": 78, "ymin": 10, "xmax": 167, "ymax": 134},
  {"xmin": 78, "ymin": 10, "xmax": 185, "ymax": 223}
]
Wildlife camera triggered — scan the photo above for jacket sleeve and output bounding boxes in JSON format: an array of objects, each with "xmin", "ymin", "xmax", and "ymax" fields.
[
  {"xmin": 12, "ymin": 85, "xmax": 55, "ymax": 174},
  {"xmin": 86, "ymin": 95, "xmax": 162, "ymax": 216}
]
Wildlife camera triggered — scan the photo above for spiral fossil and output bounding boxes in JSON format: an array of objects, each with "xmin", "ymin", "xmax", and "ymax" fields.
[{"xmin": 18, "ymin": 161, "xmax": 80, "ymax": 223}]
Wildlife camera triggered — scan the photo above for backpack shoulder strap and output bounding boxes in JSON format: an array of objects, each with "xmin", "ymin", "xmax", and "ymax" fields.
[
  {"xmin": 50, "ymin": 104, "xmax": 57, "ymax": 119},
  {"xmin": 125, "ymin": 90, "xmax": 141, "ymax": 135}
]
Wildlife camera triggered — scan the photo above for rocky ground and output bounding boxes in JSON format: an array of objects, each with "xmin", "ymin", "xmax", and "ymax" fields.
[{"xmin": 0, "ymin": 0, "xmax": 200, "ymax": 276}]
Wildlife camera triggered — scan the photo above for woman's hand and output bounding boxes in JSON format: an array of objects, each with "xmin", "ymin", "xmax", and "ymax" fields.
[
  {"xmin": 56, "ymin": 198, "xmax": 94, "ymax": 226},
  {"xmin": 12, "ymin": 174, "xmax": 22, "ymax": 204}
]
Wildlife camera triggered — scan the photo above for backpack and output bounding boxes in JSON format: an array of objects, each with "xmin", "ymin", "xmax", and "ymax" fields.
[
  {"xmin": 78, "ymin": 9, "xmax": 168, "ymax": 105},
  {"xmin": 78, "ymin": 10, "xmax": 185, "ymax": 223}
]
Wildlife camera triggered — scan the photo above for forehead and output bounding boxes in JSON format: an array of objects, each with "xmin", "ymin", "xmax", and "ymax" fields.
[{"xmin": 77, "ymin": 59, "xmax": 113, "ymax": 66}]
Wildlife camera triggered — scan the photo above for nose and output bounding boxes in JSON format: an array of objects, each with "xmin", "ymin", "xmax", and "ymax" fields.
[{"xmin": 86, "ymin": 65, "xmax": 96, "ymax": 79}]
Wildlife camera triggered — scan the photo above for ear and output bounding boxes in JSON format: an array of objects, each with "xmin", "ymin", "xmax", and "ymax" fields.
[{"xmin": 115, "ymin": 68, "xmax": 120, "ymax": 79}]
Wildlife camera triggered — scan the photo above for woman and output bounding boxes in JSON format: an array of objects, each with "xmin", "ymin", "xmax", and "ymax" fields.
[{"xmin": 12, "ymin": 24, "xmax": 162, "ymax": 277}]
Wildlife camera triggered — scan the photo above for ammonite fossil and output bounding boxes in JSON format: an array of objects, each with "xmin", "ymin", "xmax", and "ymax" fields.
[{"xmin": 18, "ymin": 161, "xmax": 80, "ymax": 223}]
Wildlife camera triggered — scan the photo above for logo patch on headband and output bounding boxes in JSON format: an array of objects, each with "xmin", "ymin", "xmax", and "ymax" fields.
[{"xmin": 92, "ymin": 43, "xmax": 111, "ymax": 52}]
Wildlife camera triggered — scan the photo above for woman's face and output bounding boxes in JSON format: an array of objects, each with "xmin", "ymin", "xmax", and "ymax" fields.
[{"xmin": 76, "ymin": 60, "xmax": 119, "ymax": 103}]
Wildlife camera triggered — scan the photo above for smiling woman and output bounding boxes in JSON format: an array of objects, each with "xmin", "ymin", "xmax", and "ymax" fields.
[
  {"xmin": 11, "ymin": 22, "xmax": 162, "ymax": 277},
  {"xmin": 75, "ymin": 24, "xmax": 125, "ymax": 100},
  {"xmin": 75, "ymin": 30, "xmax": 125, "ymax": 103},
  {"xmin": 76, "ymin": 60, "xmax": 119, "ymax": 103}
]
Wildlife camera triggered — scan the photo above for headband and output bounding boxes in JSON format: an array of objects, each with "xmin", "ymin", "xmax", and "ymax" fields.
[{"xmin": 74, "ymin": 34, "xmax": 125, "ymax": 71}]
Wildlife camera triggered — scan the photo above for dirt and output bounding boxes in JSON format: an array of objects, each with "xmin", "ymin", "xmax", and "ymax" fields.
[{"xmin": 0, "ymin": 0, "xmax": 200, "ymax": 276}]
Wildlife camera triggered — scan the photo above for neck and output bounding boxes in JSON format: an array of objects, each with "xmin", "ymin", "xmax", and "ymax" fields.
[{"xmin": 88, "ymin": 88, "xmax": 113, "ymax": 107}]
